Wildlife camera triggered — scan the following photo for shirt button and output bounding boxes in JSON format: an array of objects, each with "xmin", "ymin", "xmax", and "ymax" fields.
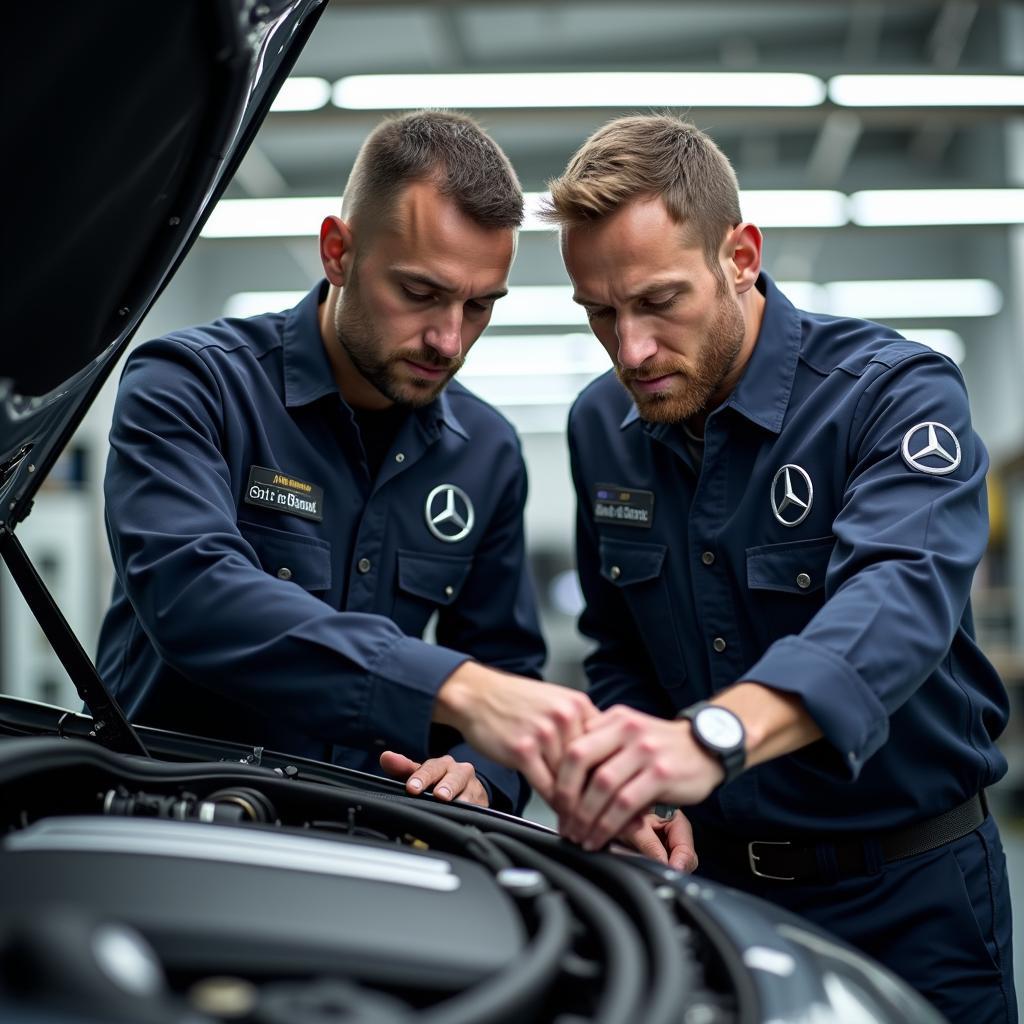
[
  {"xmin": 395, "ymin": 452, "xmax": 405, "ymax": 463},
  {"xmin": 444, "ymin": 585, "xmax": 454, "ymax": 597},
  {"xmin": 701, "ymin": 551, "xmax": 715, "ymax": 566},
  {"xmin": 357, "ymin": 557, "xmax": 372, "ymax": 574},
  {"xmin": 276, "ymin": 567, "xmax": 293, "ymax": 581},
  {"xmin": 712, "ymin": 637, "xmax": 727, "ymax": 653},
  {"xmin": 796, "ymin": 572, "xmax": 811, "ymax": 589},
  {"xmin": 609, "ymin": 565, "xmax": 622, "ymax": 580}
]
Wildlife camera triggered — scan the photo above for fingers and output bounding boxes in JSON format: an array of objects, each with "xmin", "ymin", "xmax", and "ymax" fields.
[
  {"xmin": 561, "ymin": 741, "xmax": 650, "ymax": 848},
  {"xmin": 664, "ymin": 811, "xmax": 699, "ymax": 873},
  {"xmin": 615, "ymin": 814, "xmax": 668, "ymax": 863},
  {"xmin": 578, "ymin": 767, "xmax": 662, "ymax": 852},
  {"xmin": 553, "ymin": 713, "xmax": 631, "ymax": 821},
  {"xmin": 402, "ymin": 755, "xmax": 479, "ymax": 800},
  {"xmin": 379, "ymin": 750, "xmax": 420, "ymax": 780},
  {"xmin": 455, "ymin": 778, "xmax": 490, "ymax": 808}
]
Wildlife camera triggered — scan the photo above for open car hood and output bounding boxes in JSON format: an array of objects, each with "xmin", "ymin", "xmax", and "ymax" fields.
[{"xmin": 1, "ymin": 0, "xmax": 326, "ymax": 529}]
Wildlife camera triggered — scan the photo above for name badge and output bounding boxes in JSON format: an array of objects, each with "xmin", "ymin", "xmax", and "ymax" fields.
[
  {"xmin": 244, "ymin": 466, "xmax": 323, "ymax": 522},
  {"xmin": 592, "ymin": 483, "xmax": 654, "ymax": 529}
]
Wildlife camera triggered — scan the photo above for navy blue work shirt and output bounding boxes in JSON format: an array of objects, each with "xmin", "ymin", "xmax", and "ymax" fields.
[
  {"xmin": 569, "ymin": 273, "xmax": 1008, "ymax": 835},
  {"xmin": 96, "ymin": 282, "xmax": 546, "ymax": 811}
]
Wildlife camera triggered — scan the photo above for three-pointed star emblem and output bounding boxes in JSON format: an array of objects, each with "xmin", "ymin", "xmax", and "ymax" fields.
[
  {"xmin": 770, "ymin": 464, "xmax": 814, "ymax": 527},
  {"xmin": 901, "ymin": 422, "xmax": 961, "ymax": 476},
  {"xmin": 425, "ymin": 484, "xmax": 475, "ymax": 542}
]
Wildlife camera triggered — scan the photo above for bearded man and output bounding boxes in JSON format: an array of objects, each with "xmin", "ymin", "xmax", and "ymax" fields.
[
  {"xmin": 96, "ymin": 111, "xmax": 596, "ymax": 814},
  {"xmin": 547, "ymin": 114, "xmax": 1014, "ymax": 1024}
]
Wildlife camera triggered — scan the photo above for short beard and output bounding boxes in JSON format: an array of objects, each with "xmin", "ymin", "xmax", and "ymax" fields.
[
  {"xmin": 333, "ymin": 284, "xmax": 462, "ymax": 408},
  {"xmin": 618, "ymin": 290, "xmax": 745, "ymax": 424}
]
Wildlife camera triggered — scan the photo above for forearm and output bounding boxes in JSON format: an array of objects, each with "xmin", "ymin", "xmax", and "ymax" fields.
[{"xmin": 712, "ymin": 682, "xmax": 822, "ymax": 768}]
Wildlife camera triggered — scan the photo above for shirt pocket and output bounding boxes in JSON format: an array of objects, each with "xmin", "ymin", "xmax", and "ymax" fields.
[
  {"xmin": 393, "ymin": 549, "xmax": 475, "ymax": 636},
  {"xmin": 599, "ymin": 537, "xmax": 688, "ymax": 695},
  {"xmin": 238, "ymin": 520, "xmax": 332, "ymax": 593},
  {"xmin": 745, "ymin": 534, "xmax": 834, "ymax": 638}
]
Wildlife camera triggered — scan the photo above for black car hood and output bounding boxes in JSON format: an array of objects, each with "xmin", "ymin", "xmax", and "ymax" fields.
[{"xmin": 0, "ymin": 0, "xmax": 326, "ymax": 530}]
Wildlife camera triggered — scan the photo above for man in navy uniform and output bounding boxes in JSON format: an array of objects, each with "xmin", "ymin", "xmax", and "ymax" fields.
[
  {"xmin": 96, "ymin": 110, "xmax": 595, "ymax": 814},
  {"xmin": 545, "ymin": 114, "xmax": 1014, "ymax": 1022}
]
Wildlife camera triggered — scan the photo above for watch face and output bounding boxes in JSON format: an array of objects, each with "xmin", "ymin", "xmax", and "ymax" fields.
[{"xmin": 694, "ymin": 707, "xmax": 743, "ymax": 750}]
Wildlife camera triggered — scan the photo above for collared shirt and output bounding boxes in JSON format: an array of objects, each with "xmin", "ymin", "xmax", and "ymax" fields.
[
  {"xmin": 569, "ymin": 273, "xmax": 1008, "ymax": 835},
  {"xmin": 97, "ymin": 282, "xmax": 546, "ymax": 810}
]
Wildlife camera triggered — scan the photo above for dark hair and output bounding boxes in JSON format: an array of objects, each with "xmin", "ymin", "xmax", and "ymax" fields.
[
  {"xmin": 543, "ymin": 114, "xmax": 741, "ymax": 281},
  {"xmin": 343, "ymin": 110, "xmax": 523, "ymax": 229}
]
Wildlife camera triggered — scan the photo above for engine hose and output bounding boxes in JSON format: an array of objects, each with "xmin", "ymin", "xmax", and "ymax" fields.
[
  {"xmin": 487, "ymin": 833, "xmax": 647, "ymax": 1024},
  {"xmin": 417, "ymin": 889, "xmax": 572, "ymax": 1024},
  {"xmin": 538, "ymin": 837, "xmax": 694, "ymax": 1024}
]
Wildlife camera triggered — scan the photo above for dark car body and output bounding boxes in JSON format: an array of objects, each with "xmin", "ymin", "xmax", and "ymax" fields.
[{"xmin": 0, "ymin": 4, "xmax": 945, "ymax": 1022}]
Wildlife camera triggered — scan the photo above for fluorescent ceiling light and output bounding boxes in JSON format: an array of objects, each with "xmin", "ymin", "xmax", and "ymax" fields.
[
  {"xmin": 333, "ymin": 72, "xmax": 826, "ymax": 110},
  {"xmin": 821, "ymin": 280, "xmax": 1002, "ymax": 319},
  {"xmin": 203, "ymin": 190, "xmax": 1017, "ymax": 238},
  {"xmin": 830, "ymin": 74, "xmax": 1024, "ymax": 107},
  {"xmin": 270, "ymin": 77, "xmax": 332, "ymax": 112},
  {"xmin": 462, "ymin": 334, "xmax": 609, "ymax": 377},
  {"xmin": 850, "ymin": 189, "xmax": 1024, "ymax": 226},
  {"xmin": 489, "ymin": 287, "xmax": 583, "ymax": 328},
  {"xmin": 741, "ymin": 191, "xmax": 847, "ymax": 228},
  {"xmin": 226, "ymin": 279, "xmax": 1000, "ymax": 326},
  {"xmin": 903, "ymin": 330, "xmax": 965, "ymax": 365},
  {"xmin": 203, "ymin": 198, "xmax": 334, "ymax": 238},
  {"xmin": 224, "ymin": 292, "xmax": 305, "ymax": 319}
]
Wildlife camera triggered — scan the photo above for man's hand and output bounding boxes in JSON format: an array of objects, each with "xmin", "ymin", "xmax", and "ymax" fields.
[
  {"xmin": 379, "ymin": 751, "xmax": 489, "ymax": 807},
  {"xmin": 554, "ymin": 705, "xmax": 722, "ymax": 851},
  {"xmin": 613, "ymin": 809, "xmax": 698, "ymax": 873},
  {"xmin": 434, "ymin": 662, "xmax": 598, "ymax": 803}
]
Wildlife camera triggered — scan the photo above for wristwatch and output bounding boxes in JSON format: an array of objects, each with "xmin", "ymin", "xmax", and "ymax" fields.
[{"xmin": 677, "ymin": 701, "xmax": 746, "ymax": 785}]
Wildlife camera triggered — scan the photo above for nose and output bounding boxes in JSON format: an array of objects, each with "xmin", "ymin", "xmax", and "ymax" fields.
[
  {"xmin": 424, "ymin": 305, "xmax": 463, "ymax": 361},
  {"xmin": 615, "ymin": 315, "xmax": 657, "ymax": 370}
]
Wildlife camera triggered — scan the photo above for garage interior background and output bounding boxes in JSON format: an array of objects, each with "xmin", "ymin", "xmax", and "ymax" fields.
[{"xmin": 2, "ymin": 0, "xmax": 1022, "ymax": 988}]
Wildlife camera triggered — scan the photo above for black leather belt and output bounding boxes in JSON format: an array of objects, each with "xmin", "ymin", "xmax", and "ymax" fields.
[{"xmin": 695, "ymin": 792, "xmax": 987, "ymax": 884}]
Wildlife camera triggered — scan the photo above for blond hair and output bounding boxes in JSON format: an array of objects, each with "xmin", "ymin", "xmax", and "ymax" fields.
[{"xmin": 543, "ymin": 115, "xmax": 741, "ymax": 281}]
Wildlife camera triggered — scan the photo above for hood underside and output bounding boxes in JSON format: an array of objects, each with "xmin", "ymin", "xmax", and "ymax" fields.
[{"xmin": 0, "ymin": 0, "xmax": 326, "ymax": 528}]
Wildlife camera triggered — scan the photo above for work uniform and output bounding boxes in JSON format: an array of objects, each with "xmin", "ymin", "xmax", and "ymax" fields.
[
  {"xmin": 96, "ymin": 282, "xmax": 546, "ymax": 811},
  {"xmin": 569, "ymin": 273, "xmax": 1015, "ymax": 1021}
]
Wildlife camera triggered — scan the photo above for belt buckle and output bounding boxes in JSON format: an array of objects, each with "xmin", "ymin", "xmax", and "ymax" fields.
[{"xmin": 748, "ymin": 840, "xmax": 795, "ymax": 881}]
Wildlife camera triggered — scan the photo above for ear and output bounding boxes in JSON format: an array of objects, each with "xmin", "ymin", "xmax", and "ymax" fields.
[
  {"xmin": 722, "ymin": 222, "xmax": 763, "ymax": 294},
  {"xmin": 319, "ymin": 215, "xmax": 355, "ymax": 287}
]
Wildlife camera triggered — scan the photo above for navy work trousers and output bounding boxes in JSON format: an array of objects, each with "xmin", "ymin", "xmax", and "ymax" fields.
[{"xmin": 696, "ymin": 814, "xmax": 1016, "ymax": 1023}]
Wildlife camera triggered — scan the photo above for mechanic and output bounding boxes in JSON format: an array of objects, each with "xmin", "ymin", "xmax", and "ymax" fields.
[
  {"xmin": 96, "ymin": 110, "xmax": 595, "ymax": 814},
  {"xmin": 544, "ymin": 115, "xmax": 1015, "ymax": 1023}
]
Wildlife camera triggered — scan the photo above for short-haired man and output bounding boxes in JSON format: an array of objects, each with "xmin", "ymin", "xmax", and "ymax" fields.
[
  {"xmin": 546, "ymin": 115, "xmax": 1014, "ymax": 1022},
  {"xmin": 97, "ymin": 110, "xmax": 594, "ymax": 813}
]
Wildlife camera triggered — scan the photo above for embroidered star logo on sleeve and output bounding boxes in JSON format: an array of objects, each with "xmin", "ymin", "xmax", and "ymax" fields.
[{"xmin": 900, "ymin": 422, "xmax": 962, "ymax": 475}]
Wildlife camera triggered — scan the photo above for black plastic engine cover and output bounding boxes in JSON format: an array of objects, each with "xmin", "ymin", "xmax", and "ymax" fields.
[{"xmin": 2, "ymin": 817, "xmax": 525, "ymax": 990}]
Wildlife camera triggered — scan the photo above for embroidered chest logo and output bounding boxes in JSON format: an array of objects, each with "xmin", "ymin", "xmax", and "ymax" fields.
[
  {"xmin": 425, "ymin": 484, "xmax": 475, "ymax": 543},
  {"xmin": 770, "ymin": 464, "xmax": 813, "ymax": 527},
  {"xmin": 901, "ymin": 422, "xmax": 961, "ymax": 476},
  {"xmin": 244, "ymin": 466, "xmax": 323, "ymax": 521}
]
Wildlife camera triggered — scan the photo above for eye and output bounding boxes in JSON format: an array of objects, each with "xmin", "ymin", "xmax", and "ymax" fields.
[
  {"xmin": 585, "ymin": 306, "xmax": 613, "ymax": 322},
  {"xmin": 465, "ymin": 299, "xmax": 493, "ymax": 314},
  {"xmin": 401, "ymin": 285, "xmax": 433, "ymax": 303},
  {"xmin": 640, "ymin": 294, "xmax": 677, "ymax": 312}
]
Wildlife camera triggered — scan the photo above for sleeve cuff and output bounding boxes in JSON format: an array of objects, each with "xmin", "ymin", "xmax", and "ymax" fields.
[
  {"xmin": 361, "ymin": 637, "xmax": 471, "ymax": 761},
  {"xmin": 741, "ymin": 635, "xmax": 889, "ymax": 779}
]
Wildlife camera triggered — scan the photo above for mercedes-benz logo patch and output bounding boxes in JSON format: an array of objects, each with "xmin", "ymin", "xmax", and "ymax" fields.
[
  {"xmin": 771, "ymin": 464, "xmax": 813, "ymax": 527},
  {"xmin": 901, "ymin": 422, "xmax": 961, "ymax": 476},
  {"xmin": 425, "ymin": 484, "xmax": 475, "ymax": 543}
]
